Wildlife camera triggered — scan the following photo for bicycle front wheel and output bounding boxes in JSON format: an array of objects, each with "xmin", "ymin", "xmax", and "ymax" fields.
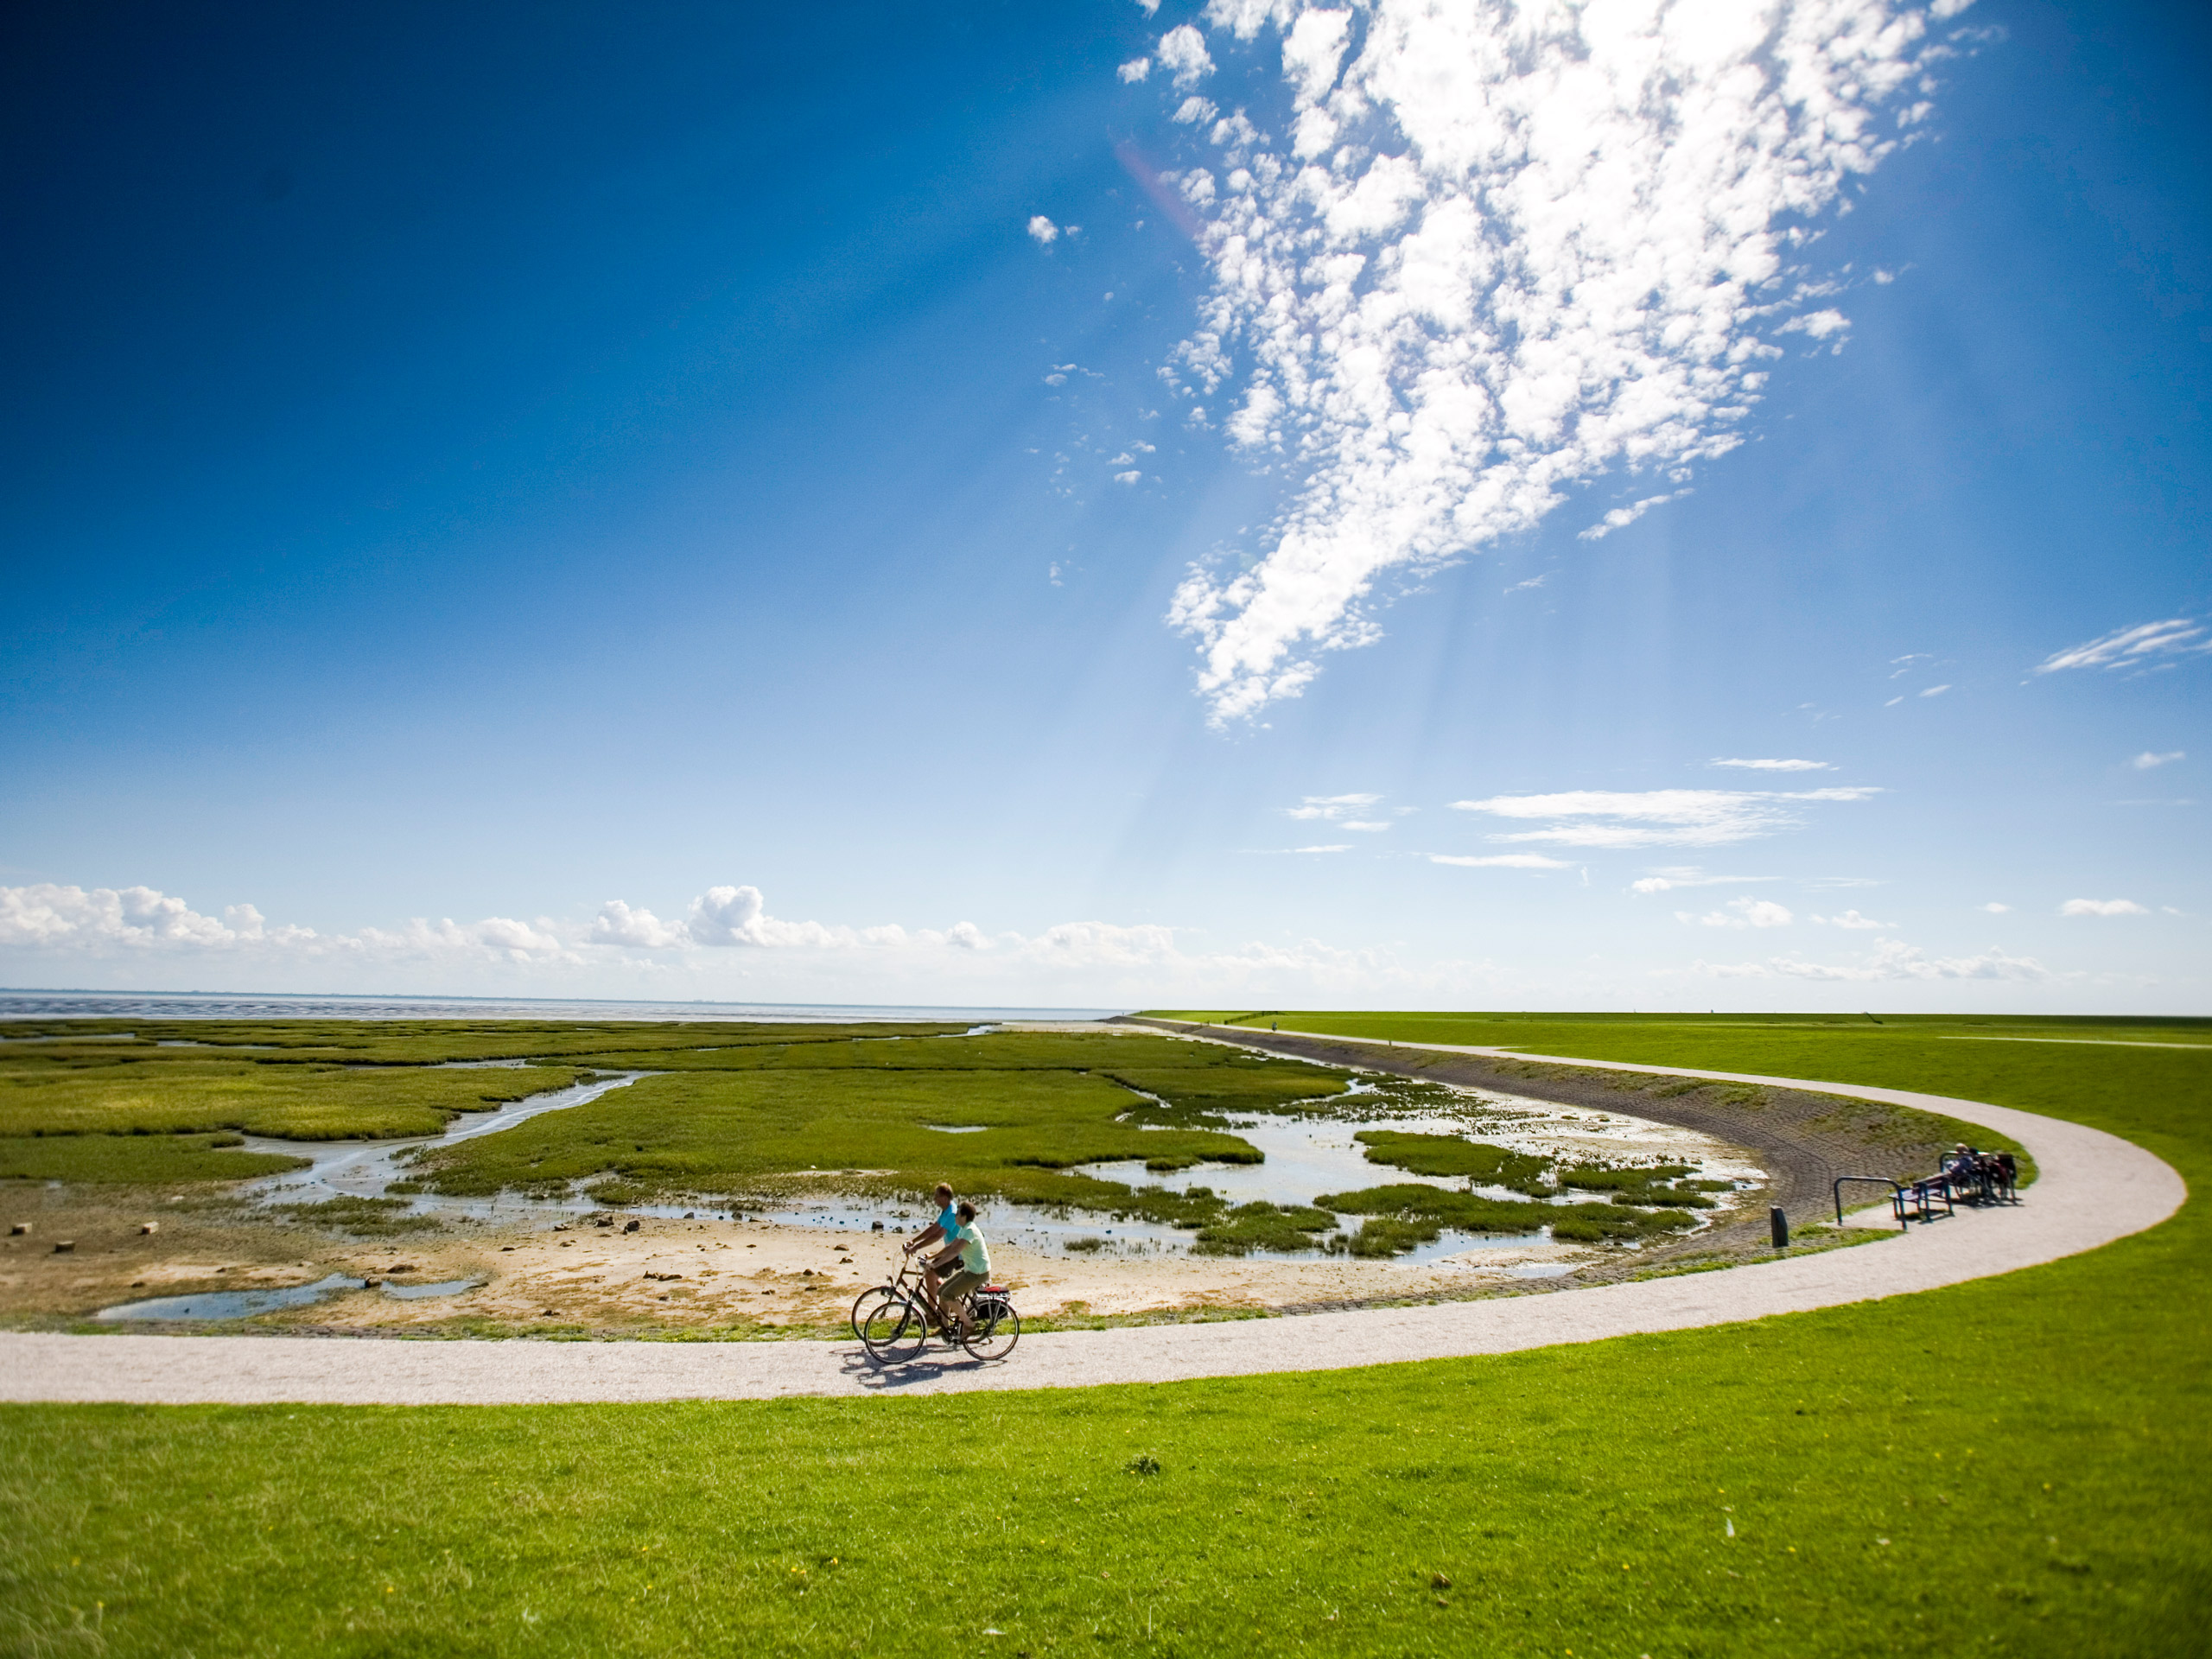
[
  {"xmin": 859, "ymin": 1293, "xmax": 929, "ymax": 1364},
  {"xmin": 960, "ymin": 1300, "xmax": 1020, "ymax": 1362},
  {"xmin": 849, "ymin": 1284, "xmax": 899, "ymax": 1343}
]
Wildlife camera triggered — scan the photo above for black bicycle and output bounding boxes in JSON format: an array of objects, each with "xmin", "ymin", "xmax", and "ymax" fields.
[{"xmin": 853, "ymin": 1255, "xmax": 1020, "ymax": 1363}]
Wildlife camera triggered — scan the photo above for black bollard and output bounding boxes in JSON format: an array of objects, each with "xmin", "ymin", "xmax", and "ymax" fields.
[{"xmin": 1770, "ymin": 1206, "xmax": 1789, "ymax": 1249}]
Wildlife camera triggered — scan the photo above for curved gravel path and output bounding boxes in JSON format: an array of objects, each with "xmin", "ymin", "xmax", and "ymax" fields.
[{"xmin": 0, "ymin": 1046, "xmax": 2183, "ymax": 1406}]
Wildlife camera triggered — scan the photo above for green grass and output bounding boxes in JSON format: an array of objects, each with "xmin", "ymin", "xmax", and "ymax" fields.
[
  {"xmin": 3, "ymin": 1014, "xmax": 2206, "ymax": 1655},
  {"xmin": 0, "ymin": 1060, "xmax": 580, "ymax": 1146},
  {"xmin": 0, "ymin": 1132, "xmax": 307, "ymax": 1184},
  {"xmin": 1351, "ymin": 1129, "xmax": 1556, "ymax": 1191},
  {"xmin": 0, "ymin": 1019, "xmax": 976, "ymax": 1065}
]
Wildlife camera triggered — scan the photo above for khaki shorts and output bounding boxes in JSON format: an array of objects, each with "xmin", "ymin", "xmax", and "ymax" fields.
[{"xmin": 938, "ymin": 1268, "xmax": 986, "ymax": 1313}]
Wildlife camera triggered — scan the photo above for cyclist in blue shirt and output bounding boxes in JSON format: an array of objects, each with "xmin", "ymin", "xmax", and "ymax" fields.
[{"xmin": 904, "ymin": 1182, "xmax": 958, "ymax": 1315}]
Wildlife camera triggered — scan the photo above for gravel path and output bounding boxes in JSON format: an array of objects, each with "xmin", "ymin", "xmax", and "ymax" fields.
[{"xmin": 0, "ymin": 1046, "xmax": 2183, "ymax": 1406}]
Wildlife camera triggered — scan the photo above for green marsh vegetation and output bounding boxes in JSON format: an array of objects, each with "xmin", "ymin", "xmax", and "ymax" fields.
[
  {"xmin": 2, "ymin": 1016, "xmax": 2205, "ymax": 1652},
  {"xmin": 401, "ymin": 1033, "xmax": 1359, "ymax": 1236}
]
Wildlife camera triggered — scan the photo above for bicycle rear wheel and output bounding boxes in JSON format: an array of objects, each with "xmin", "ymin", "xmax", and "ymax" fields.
[
  {"xmin": 859, "ymin": 1293, "xmax": 929, "ymax": 1364},
  {"xmin": 960, "ymin": 1299, "xmax": 1020, "ymax": 1361}
]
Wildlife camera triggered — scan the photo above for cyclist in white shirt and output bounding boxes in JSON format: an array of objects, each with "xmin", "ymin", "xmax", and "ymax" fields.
[{"xmin": 929, "ymin": 1200, "xmax": 991, "ymax": 1338}]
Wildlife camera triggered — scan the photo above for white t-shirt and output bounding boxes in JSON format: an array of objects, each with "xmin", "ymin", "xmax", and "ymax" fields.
[{"xmin": 953, "ymin": 1221, "xmax": 990, "ymax": 1276}]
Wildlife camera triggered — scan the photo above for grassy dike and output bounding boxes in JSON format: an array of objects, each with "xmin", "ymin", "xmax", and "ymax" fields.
[{"xmin": 3, "ymin": 1020, "xmax": 2206, "ymax": 1657}]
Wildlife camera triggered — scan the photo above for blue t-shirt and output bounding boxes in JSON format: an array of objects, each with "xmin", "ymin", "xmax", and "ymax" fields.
[{"xmin": 935, "ymin": 1204, "xmax": 958, "ymax": 1241}]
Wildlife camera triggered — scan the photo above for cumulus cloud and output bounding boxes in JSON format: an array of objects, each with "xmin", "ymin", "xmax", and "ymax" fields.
[
  {"xmin": 1980, "ymin": 902, "xmax": 2010, "ymax": 913},
  {"xmin": 2133, "ymin": 750, "xmax": 2185, "ymax": 770},
  {"xmin": 1678, "ymin": 896, "xmax": 1795, "ymax": 929},
  {"xmin": 1777, "ymin": 306, "xmax": 1850, "ymax": 342},
  {"xmin": 1453, "ymin": 786, "xmax": 1879, "ymax": 849},
  {"xmin": 2060, "ymin": 898, "xmax": 2148, "ymax": 918},
  {"xmin": 0, "ymin": 878, "xmax": 1488, "ymax": 1002},
  {"xmin": 1156, "ymin": 1, "xmax": 1951, "ymax": 720},
  {"xmin": 1027, "ymin": 215, "xmax": 1060, "ymax": 245},
  {"xmin": 1158, "ymin": 23, "xmax": 1217, "ymax": 88},
  {"xmin": 0, "ymin": 883, "xmax": 575, "ymax": 964},
  {"xmin": 1433, "ymin": 853, "xmax": 1571, "ymax": 870},
  {"xmin": 672, "ymin": 885, "xmax": 863, "ymax": 949},
  {"xmin": 1710, "ymin": 758, "xmax": 1831, "ymax": 772},
  {"xmin": 587, "ymin": 899, "xmax": 687, "ymax": 950},
  {"xmin": 1812, "ymin": 909, "xmax": 1890, "ymax": 929},
  {"xmin": 2035, "ymin": 619, "xmax": 2212, "ymax": 676},
  {"xmin": 1692, "ymin": 938, "xmax": 2051, "ymax": 982},
  {"xmin": 1119, "ymin": 57, "xmax": 1153, "ymax": 83}
]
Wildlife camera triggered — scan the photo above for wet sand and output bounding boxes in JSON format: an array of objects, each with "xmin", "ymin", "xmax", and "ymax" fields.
[{"xmin": 3, "ymin": 1201, "xmax": 1603, "ymax": 1333}]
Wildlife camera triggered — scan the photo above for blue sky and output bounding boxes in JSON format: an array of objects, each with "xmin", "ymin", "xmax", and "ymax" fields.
[{"xmin": 3, "ymin": 0, "xmax": 2206, "ymax": 1012}]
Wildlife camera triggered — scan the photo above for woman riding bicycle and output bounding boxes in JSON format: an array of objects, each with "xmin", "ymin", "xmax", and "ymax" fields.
[{"xmin": 930, "ymin": 1200, "xmax": 991, "ymax": 1338}]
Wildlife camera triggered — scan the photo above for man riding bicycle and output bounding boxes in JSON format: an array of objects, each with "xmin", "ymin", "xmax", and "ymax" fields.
[
  {"xmin": 904, "ymin": 1182, "xmax": 959, "ymax": 1314},
  {"xmin": 929, "ymin": 1200, "xmax": 991, "ymax": 1339}
]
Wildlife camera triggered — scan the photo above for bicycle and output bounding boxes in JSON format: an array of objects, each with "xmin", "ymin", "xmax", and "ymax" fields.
[{"xmin": 853, "ymin": 1254, "xmax": 1020, "ymax": 1363}]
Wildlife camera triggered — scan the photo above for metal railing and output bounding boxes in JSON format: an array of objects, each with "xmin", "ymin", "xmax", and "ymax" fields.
[{"xmin": 1833, "ymin": 1175, "xmax": 1908, "ymax": 1232}]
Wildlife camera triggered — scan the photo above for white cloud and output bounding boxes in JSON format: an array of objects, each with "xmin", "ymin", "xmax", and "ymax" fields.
[
  {"xmin": 2035, "ymin": 619, "xmax": 2212, "ymax": 675},
  {"xmin": 0, "ymin": 883, "xmax": 575, "ymax": 964},
  {"xmin": 1777, "ymin": 307, "xmax": 1851, "ymax": 341},
  {"xmin": 2060, "ymin": 898, "xmax": 2148, "ymax": 918},
  {"xmin": 1629, "ymin": 868, "xmax": 1776, "ymax": 894},
  {"xmin": 1286, "ymin": 791, "xmax": 1384, "ymax": 823},
  {"xmin": 1694, "ymin": 938, "xmax": 2051, "ymax": 983},
  {"xmin": 1433, "ymin": 853, "xmax": 1571, "ymax": 870},
  {"xmin": 1579, "ymin": 493, "xmax": 1681, "ymax": 542},
  {"xmin": 1503, "ymin": 574, "xmax": 1548, "ymax": 594},
  {"xmin": 1980, "ymin": 902, "xmax": 2010, "ymax": 914},
  {"xmin": 1288, "ymin": 844, "xmax": 1353, "ymax": 854},
  {"xmin": 679, "ymin": 885, "xmax": 860, "ymax": 949},
  {"xmin": 1812, "ymin": 909, "xmax": 1889, "ymax": 929},
  {"xmin": 1027, "ymin": 215, "xmax": 1059, "ymax": 245},
  {"xmin": 1115, "ymin": 470, "xmax": 1143, "ymax": 485},
  {"xmin": 586, "ymin": 899, "xmax": 687, "ymax": 950},
  {"xmin": 1678, "ymin": 897, "xmax": 1795, "ymax": 929},
  {"xmin": 2133, "ymin": 750, "xmax": 2185, "ymax": 770},
  {"xmin": 1135, "ymin": 0, "xmax": 1160, "ymax": 15},
  {"xmin": 1118, "ymin": 57, "xmax": 1152, "ymax": 83},
  {"xmin": 1453, "ymin": 786, "xmax": 1879, "ymax": 849},
  {"xmin": 1158, "ymin": 24, "xmax": 1216, "ymax": 88},
  {"xmin": 1157, "ymin": 2, "xmax": 1947, "ymax": 721},
  {"xmin": 0, "ymin": 884, "xmax": 296, "ymax": 950},
  {"xmin": 1710, "ymin": 758, "xmax": 1831, "ymax": 772},
  {"xmin": 1919, "ymin": 683, "xmax": 1951, "ymax": 698}
]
